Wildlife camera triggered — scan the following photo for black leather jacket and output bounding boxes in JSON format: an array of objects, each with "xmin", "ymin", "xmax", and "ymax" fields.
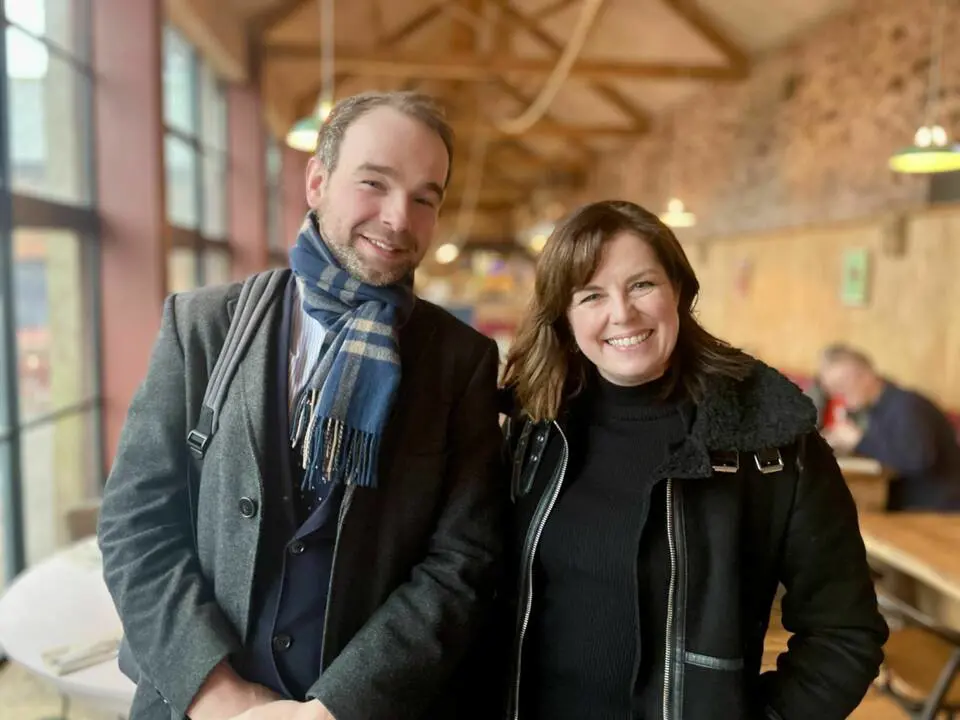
[{"xmin": 500, "ymin": 360, "xmax": 888, "ymax": 720}]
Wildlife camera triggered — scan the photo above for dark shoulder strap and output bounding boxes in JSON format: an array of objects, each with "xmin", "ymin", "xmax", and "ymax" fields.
[{"xmin": 186, "ymin": 269, "xmax": 287, "ymax": 460}]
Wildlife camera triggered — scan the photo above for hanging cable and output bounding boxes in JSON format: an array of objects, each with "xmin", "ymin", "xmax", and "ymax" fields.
[
  {"xmin": 444, "ymin": 2, "xmax": 498, "ymax": 258},
  {"xmin": 924, "ymin": 0, "xmax": 947, "ymax": 129},
  {"xmin": 493, "ymin": 0, "xmax": 605, "ymax": 135},
  {"xmin": 318, "ymin": 0, "xmax": 335, "ymax": 115}
]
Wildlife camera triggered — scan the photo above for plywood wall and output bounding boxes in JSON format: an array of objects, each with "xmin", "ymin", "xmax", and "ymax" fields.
[{"xmin": 686, "ymin": 204, "xmax": 960, "ymax": 409}]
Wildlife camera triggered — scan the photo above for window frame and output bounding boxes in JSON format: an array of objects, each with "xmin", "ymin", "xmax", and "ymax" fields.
[
  {"xmin": 0, "ymin": 0, "xmax": 102, "ymax": 583},
  {"xmin": 162, "ymin": 25, "xmax": 232, "ymax": 290}
]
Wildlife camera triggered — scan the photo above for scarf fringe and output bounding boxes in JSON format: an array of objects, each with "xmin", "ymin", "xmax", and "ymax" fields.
[{"xmin": 300, "ymin": 416, "xmax": 380, "ymax": 491}]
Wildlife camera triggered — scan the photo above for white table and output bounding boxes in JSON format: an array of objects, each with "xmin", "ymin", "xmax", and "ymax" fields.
[{"xmin": 0, "ymin": 537, "xmax": 135, "ymax": 716}]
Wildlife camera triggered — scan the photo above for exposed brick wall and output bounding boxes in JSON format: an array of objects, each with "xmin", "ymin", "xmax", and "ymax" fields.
[{"xmin": 584, "ymin": 0, "xmax": 960, "ymax": 239}]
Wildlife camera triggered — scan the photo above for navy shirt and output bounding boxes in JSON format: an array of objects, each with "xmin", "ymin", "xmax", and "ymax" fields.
[
  {"xmin": 236, "ymin": 275, "xmax": 345, "ymax": 698},
  {"xmin": 856, "ymin": 381, "xmax": 960, "ymax": 511}
]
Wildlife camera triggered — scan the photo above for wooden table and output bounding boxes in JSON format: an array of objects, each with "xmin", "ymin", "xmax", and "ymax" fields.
[
  {"xmin": 838, "ymin": 456, "xmax": 892, "ymax": 512},
  {"xmin": 859, "ymin": 513, "xmax": 960, "ymax": 611}
]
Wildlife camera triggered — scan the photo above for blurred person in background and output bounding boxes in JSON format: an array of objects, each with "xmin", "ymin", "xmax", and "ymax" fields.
[
  {"xmin": 498, "ymin": 200, "xmax": 886, "ymax": 720},
  {"xmin": 818, "ymin": 344, "xmax": 960, "ymax": 511}
]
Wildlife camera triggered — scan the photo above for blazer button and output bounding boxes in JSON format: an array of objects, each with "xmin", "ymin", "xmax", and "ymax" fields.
[
  {"xmin": 238, "ymin": 497, "xmax": 257, "ymax": 518},
  {"xmin": 272, "ymin": 634, "xmax": 293, "ymax": 653},
  {"xmin": 289, "ymin": 540, "xmax": 306, "ymax": 556}
]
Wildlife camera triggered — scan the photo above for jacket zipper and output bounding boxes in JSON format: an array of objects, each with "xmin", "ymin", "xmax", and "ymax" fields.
[
  {"xmin": 662, "ymin": 478, "xmax": 677, "ymax": 720},
  {"xmin": 510, "ymin": 421, "xmax": 569, "ymax": 720},
  {"xmin": 320, "ymin": 484, "xmax": 356, "ymax": 670}
]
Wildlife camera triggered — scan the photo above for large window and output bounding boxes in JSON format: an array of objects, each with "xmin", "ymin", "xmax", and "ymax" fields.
[
  {"xmin": 163, "ymin": 26, "xmax": 230, "ymax": 292},
  {"xmin": 5, "ymin": 0, "xmax": 92, "ymax": 206},
  {"xmin": 1, "ymin": 0, "xmax": 100, "ymax": 586},
  {"xmin": 13, "ymin": 228, "xmax": 99, "ymax": 567}
]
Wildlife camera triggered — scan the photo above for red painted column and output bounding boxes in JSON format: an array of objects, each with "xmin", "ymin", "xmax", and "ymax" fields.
[
  {"xmin": 282, "ymin": 146, "xmax": 309, "ymax": 249},
  {"xmin": 93, "ymin": 0, "xmax": 166, "ymax": 469},
  {"xmin": 227, "ymin": 86, "xmax": 268, "ymax": 281}
]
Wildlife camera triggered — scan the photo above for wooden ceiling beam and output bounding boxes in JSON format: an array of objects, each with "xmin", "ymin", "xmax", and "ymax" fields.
[
  {"xmin": 452, "ymin": 119, "xmax": 644, "ymax": 138},
  {"xmin": 452, "ymin": 146, "xmax": 582, "ymax": 173},
  {"xmin": 267, "ymin": 46, "xmax": 742, "ymax": 82},
  {"xmin": 532, "ymin": 0, "xmax": 580, "ymax": 20},
  {"xmin": 292, "ymin": 2, "xmax": 451, "ymax": 117},
  {"xmin": 490, "ymin": 81, "xmax": 593, "ymax": 162},
  {"xmin": 247, "ymin": 0, "xmax": 311, "ymax": 36},
  {"xmin": 661, "ymin": 0, "xmax": 749, "ymax": 73},
  {"xmin": 483, "ymin": 0, "xmax": 653, "ymax": 131},
  {"xmin": 442, "ymin": 199, "xmax": 520, "ymax": 213}
]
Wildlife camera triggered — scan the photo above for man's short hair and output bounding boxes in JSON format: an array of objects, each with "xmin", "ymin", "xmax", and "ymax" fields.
[
  {"xmin": 821, "ymin": 343, "xmax": 874, "ymax": 370},
  {"xmin": 316, "ymin": 90, "xmax": 455, "ymax": 188}
]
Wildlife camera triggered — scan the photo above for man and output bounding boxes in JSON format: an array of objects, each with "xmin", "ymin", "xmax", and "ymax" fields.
[
  {"xmin": 818, "ymin": 343, "xmax": 960, "ymax": 511},
  {"xmin": 98, "ymin": 91, "xmax": 507, "ymax": 720}
]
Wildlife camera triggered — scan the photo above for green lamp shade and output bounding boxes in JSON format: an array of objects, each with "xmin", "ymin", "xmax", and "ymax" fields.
[
  {"xmin": 286, "ymin": 116, "xmax": 321, "ymax": 153},
  {"xmin": 888, "ymin": 144, "xmax": 960, "ymax": 174}
]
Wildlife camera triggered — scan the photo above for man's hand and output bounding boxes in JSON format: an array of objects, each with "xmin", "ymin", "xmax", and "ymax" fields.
[
  {"xmin": 228, "ymin": 699, "xmax": 336, "ymax": 720},
  {"xmin": 187, "ymin": 660, "xmax": 283, "ymax": 720},
  {"xmin": 823, "ymin": 416, "xmax": 865, "ymax": 454}
]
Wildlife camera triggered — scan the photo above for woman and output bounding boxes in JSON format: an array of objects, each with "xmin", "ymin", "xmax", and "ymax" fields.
[{"xmin": 499, "ymin": 200, "xmax": 887, "ymax": 720}]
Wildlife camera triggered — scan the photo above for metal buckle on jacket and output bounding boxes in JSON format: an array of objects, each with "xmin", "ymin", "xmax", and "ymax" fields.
[
  {"xmin": 754, "ymin": 448, "xmax": 785, "ymax": 474},
  {"xmin": 711, "ymin": 450, "xmax": 740, "ymax": 473}
]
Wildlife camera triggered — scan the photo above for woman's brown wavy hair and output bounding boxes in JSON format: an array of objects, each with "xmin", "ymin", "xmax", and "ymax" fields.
[{"xmin": 501, "ymin": 200, "xmax": 753, "ymax": 422}]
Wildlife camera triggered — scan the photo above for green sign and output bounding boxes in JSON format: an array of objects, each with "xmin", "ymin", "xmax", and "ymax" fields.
[{"xmin": 841, "ymin": 247, "xmax": 870, "ymax": 307}]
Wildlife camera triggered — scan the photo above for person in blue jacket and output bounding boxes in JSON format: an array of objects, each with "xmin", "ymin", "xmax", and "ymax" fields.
[{"xmin": 819, "ymin": 343, "xmax": 960, "ymax": 511}]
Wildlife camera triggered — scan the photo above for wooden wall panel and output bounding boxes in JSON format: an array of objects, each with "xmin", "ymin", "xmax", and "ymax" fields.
[{"xmin": 685, "ymin": 205, "xmax": 960, "ymax": 409}]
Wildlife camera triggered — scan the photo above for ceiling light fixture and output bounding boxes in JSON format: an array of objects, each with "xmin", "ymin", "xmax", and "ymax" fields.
[
  {"xmin": 435, "ymin": 242, "xmax": 461, "ymax": 265},
  {"xmin": 889, "ymin": 0, "xmax": 960, "ymax": 173},
  {"xmin": 659, "ymin": 197, "xmax": 697, "ymax": 228}
]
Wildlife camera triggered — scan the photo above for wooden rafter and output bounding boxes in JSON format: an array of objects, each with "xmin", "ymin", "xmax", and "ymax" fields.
[
  {"xmin": 292, "ymin": 2, "xmax": 451, "ymax": 117},
  {"xmin": 266, "ymin": 46, "xmax": 743, "ymax": 83},
  {"xmin": 247, "ymin": 0, "xmax": 311, "ymax": 35},
  {"xmin": 489, "ymin": 139, "xmax": 583, "ymax": 172},
  {"xmin": 500, "ymin": 137, "xmax": 545, "ymax": 163},
  {"xmin": 661, "ymin": 0, "xmax": 749, "ymax": 72},
  {"xmin": 533, "ymin": 0, "xmax": 579, "ymax": 20},
  {"xmin": 264, "ymin": 43, "xmax": 742, "ymax": 82},
  {"xmin": 448, "ymin": 144, "xmax": 574, "ymax": 179},
  {"xmin": 455, "ymin": 118, "xmax": 643, "ymax": 138},
  {"xmin": 482, "ymin": 0, "xmax": 653, "ymax": 131},
  {"xmin": 443, "ymin": 199, "xmax": 520, "ymax": 213},
  {"xmin": 491, "ymin": 80, "xmax": 592, "ymax": 160}
]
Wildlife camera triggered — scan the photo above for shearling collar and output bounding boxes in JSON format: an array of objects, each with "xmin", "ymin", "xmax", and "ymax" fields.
[
  {"xmin": 658, "ymin": 359, "xmax": 817, "ymax": 479},
  {"xmin": 502, "ymin": 357, "xmax": 817, "ymax": 480}
]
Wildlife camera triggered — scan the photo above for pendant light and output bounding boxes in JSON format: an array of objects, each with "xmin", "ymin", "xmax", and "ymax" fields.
[
  {"xmin": 659, "ymin": 197, "xmax": 697, "ymax": 228},
  {"xmin": 285, "ymin": 0, "xmax": 334, "ymax": 152},
  {"xmin": 889, "ymin": 0, "xmax": 960, "ymax": 173},
  {"xmin": 659, "ymin": 113, "xmax": 697, "ymax": 228}
]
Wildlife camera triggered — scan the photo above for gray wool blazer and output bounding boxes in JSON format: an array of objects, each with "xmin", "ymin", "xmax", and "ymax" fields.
[{"xmin": 97, "ymin": 271, "xmax": 508, "ymax": 720}]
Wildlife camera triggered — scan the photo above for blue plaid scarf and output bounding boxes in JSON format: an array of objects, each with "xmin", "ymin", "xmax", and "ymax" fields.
[{"xmin": 288, "ymin": 211, "xmax": 415, "ymax": 492}]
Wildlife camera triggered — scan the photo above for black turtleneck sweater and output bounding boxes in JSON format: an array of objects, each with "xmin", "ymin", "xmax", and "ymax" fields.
[{"xmin": 530, "ymin": 373, "xmax": 689, "ymax": 720}]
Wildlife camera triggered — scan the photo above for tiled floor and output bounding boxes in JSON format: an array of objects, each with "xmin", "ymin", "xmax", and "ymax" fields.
[{"xmin": 0, "ymin": 623, "xmax": 908, "ymax": 720}]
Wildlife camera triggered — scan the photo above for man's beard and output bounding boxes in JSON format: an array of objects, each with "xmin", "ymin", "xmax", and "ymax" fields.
[
  {"xmin": 327, "ymin": 235, "xmax": 415, "ymax": 287},
  {"xmin": 316, "ymin": 213, "xmax": 416, "ymax": 287}
]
